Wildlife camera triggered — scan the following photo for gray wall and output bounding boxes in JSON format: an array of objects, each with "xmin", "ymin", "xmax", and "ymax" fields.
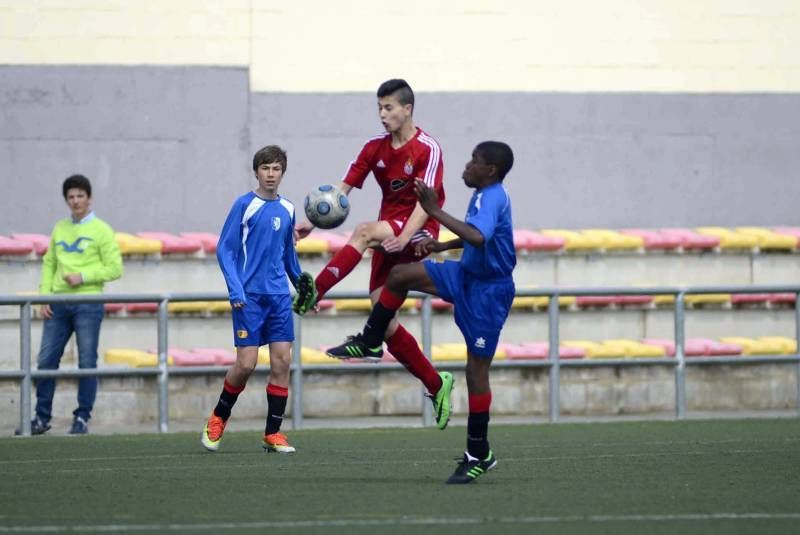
[{"xmin": 2, "ymin": 66, "xmax": 799, "ymax": 234}]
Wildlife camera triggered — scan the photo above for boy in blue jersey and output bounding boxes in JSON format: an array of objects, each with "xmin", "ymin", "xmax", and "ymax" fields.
[
  {"xmin": 202, "ymin": 145, "xmax": 314, "ymax": 454},
  {"xmin": 327, "ymin": 141, "xmax": 516, "ymax": 484}
]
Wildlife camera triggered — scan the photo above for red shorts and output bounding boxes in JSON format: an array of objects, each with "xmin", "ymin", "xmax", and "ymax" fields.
[{"xmin": 368, "ymin": 221, "xmax": 434, "ymax": 292}]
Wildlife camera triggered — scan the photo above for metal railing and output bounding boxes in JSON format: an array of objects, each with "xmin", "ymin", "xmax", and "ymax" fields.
[{"xmin": 2, "ymin": 284, "xmax": 799, "ymax": 436}]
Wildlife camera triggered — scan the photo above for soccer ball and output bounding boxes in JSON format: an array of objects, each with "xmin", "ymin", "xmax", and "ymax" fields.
[{"xmin": 304, "ymin": 184, "xmax": 350, "ymax": 229}]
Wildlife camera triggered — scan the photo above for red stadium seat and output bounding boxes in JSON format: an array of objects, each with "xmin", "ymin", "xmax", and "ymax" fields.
[
  {"xmin": 659, "ymin": 229, "xmax": 720, "ymax": 250},
  {"xmin": 513, "ymin": 229, "xmax": 566, "ymax": 252},
  {"xmin": 620, "ymin": 229, "xmax": 682, "ymax": 250},
  {"xmin": 104, "ymin": 303, "xmax": 125, "ymax": 314},
  {"xmin": 137, "ymin": 232, "xmax": 202, "ymax": 254},
  {"xmin": 179, "ymin": 232, "xmax": 218, "ymax": 254},
  {"xmin": 773, "ymin": 227, "xmax": 800, "ymax": 247},
  {"xmin": 0, "ymin": 235, "xmax": 34, "ymax": 256},
  {"xmin": 11, "ymin": 233, "xmax": 50, "ymax": 255},
  {"xmin": 768, "ymin": 293, "xmax": 796, "ymax": 305},
  {"xmin": 126, "ymin": 302, "xmax": 159, "ymax": 313},
  {"xmin": 191, "ymin": 348, "xmax": 236, "ymax": 366},
  {"xmin": 168, "ymin": 348, "xmax": 217, "ymax": 366},
  {"xmin": 730, "ymin": 294, "xmax": 770, "ymax": 306}
]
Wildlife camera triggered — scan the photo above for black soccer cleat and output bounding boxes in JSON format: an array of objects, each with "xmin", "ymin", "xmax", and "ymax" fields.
[
  {"xmin": 446, "ymin": 450, "xmax": 497, "ymax": 484},
  {"xmin": 326, "ymin": 333, "xmax": 384, "ymax": 361}
]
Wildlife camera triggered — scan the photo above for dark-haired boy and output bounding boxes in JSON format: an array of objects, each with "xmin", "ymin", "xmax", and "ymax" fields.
[
  {"xmin": 23, "ymin": 174, "xmax": 123, "ymax": 435},
  {"xmin": 327, "ymin": 141, "xmax": 517, "ymax": 484},
  {"xmin": 294, "ymin": 78, "xmax": 454, "ymax": 429},
  {"xmin": 202, "ymin": 145, "xmax": 313, "ymax": 453}
]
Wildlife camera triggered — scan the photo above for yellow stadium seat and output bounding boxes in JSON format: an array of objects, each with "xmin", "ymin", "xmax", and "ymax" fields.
[
  {"xmin": 432, "ymin": 343, "xmax": 467, "ymax": 361},
  {"xmin": 334, "ymin": 298, "xmax": 417, "ymax": 312},
  {"xmin": 735, "ymin": 227, "xmax": 797, "ymax": 251},
  {"xmin": 604, "ymin": 339, "xmax": 666, "ymax": 358},
  {"xmin": 540, "ymin": 230, "xmax": 603, "ymax": 251},
  {"xmin": 301, "ymin": 347, "xmax": 337, "ymax": 364},
  {"xmin": 511, "ymin": 296, "xmax": 541, "ymax": 309},
  {"xmin": 104, "ymin": 348, "xmax": 151, "ymax": 366},
  {"xmin": 257, "ymin": 346, "xmax": 271, "ymax": 365},
  {"xmin": 132, "ymin": 352, "xmax": 173, "ymax": 367},
  {"xmin": 756, "ymin": 336, "xmax": 797, "ymax": 354},
  {"xmin": 686, "ymin": 294, "xmax": 731, "ymax": 306},
  {"xmin": 437, "ymin": 229, "xmax": 461, "ymax": 246},
  {"xmin": 695, "ymin": 227, "xmax": 758, "ymax": 250},
  {"xmin": 562, "ymin": 340, "xmax": 625, "ymax": 359},
  {"xmin": 580, "ymin": 229, "xmax": 644, "ymax": 250},
  {"xmin": 295, "ymin": 237, "xmax": 329, "ymax": 255},
  {"xmin": 115, "ymin": 232, "xmax": 162, "ymax": 255},
  {"xmin": 167, "ymin": 301, "xmax": 211, "ymax": 313},
  {"xmin": 207, "ymin": 300, "xmax": 232, "ymax": 313},
  {"xmin": 719, "ymin": 337, "xmax": 785, "ymax": 355}
]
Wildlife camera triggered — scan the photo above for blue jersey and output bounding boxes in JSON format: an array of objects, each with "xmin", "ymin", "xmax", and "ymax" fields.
[
  {"xmin": 217, "ymin": 192, "xmax": 302, "ymax": 303},
  {"xmin": 460, "ymin": 182, "xmax": 516, "ymax": 279}
]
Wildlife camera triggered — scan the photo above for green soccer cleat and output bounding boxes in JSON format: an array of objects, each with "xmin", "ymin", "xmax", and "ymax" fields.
[
  {"xmin": 292, "ymin": 272, "xmax": 318, "ymax": 316},
  {"xmin": 325, "ymin": 333, "xmax": 384, "ymax": 361},
  {"xmin": 429, "ymin": 371, "xmax": 454, "ymax": 430},
  {"xmin": 446, "ymin": 450, "xmax": 497, "ymax": 484}
]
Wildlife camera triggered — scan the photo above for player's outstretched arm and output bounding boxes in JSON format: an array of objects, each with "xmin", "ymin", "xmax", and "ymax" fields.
[{"xmin": 414, "ymin": 180, "xmax": 484, "ymax": 247}]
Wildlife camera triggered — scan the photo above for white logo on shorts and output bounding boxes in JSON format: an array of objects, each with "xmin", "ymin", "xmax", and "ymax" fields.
[{"xmin": 475, "ymin": 337, "xmax": 486, "ymax": 349}]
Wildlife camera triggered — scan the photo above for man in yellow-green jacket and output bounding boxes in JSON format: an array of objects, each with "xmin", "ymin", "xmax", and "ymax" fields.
[{"xmin": 28, "ymin": 174, "xmax": 123, "ymax": 435}]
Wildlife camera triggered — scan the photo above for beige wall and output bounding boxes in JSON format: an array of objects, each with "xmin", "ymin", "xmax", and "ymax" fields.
[{"xmin": 2, "ymin": 0, "xmax": 799, "ymax": 91}]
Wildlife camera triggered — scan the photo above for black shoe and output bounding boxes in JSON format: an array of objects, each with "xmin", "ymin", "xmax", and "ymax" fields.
[
  {"xmin": 326, "ymin": 333, "xmax": 384, "ymax": 361},
  {"xmin": 14, "ymin": 417, "xmax": 51, "ymax": 436},
  {"xmin": 69, "ymin": 416, "xmax": 88, "ymax": 435},
  {"xmin": 446, "ymin": 451, "xmax": 497, "ymax": 484}
]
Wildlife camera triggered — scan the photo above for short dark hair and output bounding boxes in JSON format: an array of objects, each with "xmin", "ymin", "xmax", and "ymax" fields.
[
  {"xmin": 475, "ymin": 141, "xmax": 514, "ymax": 180},
  {"xmin": 252, "ymin": 145, "xmax": 288, "ymax": 173},
  {"xmin": 377, "ymin": 79, "xmax": 414, "ymax": 108},
  {"xmin": 62, "ymin": 174, "xmax": 92, "ymax": 199}
]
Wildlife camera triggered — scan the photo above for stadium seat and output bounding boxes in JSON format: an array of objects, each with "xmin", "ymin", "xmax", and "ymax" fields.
[
  {"xmin": 137, "ymin": 232, "xmax": 203, "ymax": 254},
  {"xmin": 641, "ymin": 338, "xmax": 706, "ymax": 357},
  {"xmin": 334, "ymin": 298, "xmax": 416, "ymax": 312},
  {"xmin": 540, "ymin": 230, "xmax": 603, "ymax": 251},
  {"xmin": 730, "ymin": 294, "xmax": 771, "ymax": 306},
  {"xmin": 767, "ymin": 293, "xmax": 796, "ymax": 306},
  {"xmin": 735, "ymin": 227, "xmax": 796, "ymax": 251},
  {"xmin": 126, "ymin": 302, "xmax": 159, "ymax": 313},
  {"xmin": 167, "ymin": 301, "xmax": 211, "ymax": 313},
  {"xmin": 10, "ymin": 233, "xmax": 50, "ymax": 255},
  {"xmin": 655, "ymin": 294, "xmax": 731, "ymax": 306},
  {"xmin": 0, "ymin": 235, "xmax": 34, "ymax": 256},
  {"xmin": 719, "ymin": 337, "xmax": 785, "ymax": 355},
  {"xmin": 513, "ymin": 229, "xmax": 565, "ymax": 252},
  {"xmin": 604, "ymin": 339, "xmax": 666, "ymax": 358},
  {"xmin": 191, "ymin": 347, "xmax": 236, "ymax": 366},
  {"xmin": 431, "ymin": 298, "xmax": 454, "ymax": 311},
  {"xmin": 295, "ymin": 236, "xmax": 328, "ymax": 255},
  {"xmin": 562, "ymin": 340, "xmax": 627, "ymax": 359},
  {"xmin": 575, "ymin": 296, "xmax": 618, "ymax": 307},
  {"xmin": 659, "ymin": 229, "xmax": 720, "ymax": 250},
  {"xmin": 168, "ymin": 348, "xmax": 217, "ymax": 366},
  {"xmin": 312, "ymin": 230, "xmax": 350, "ymax": 253},
  {"xmin": 757, "ymin": 336, "xmax": 797, "ymax": 354},
  {"xmin": 504, "ymin": 342, "xmax": 585, "ymax": 359},
  {"xmin": 695, "ymin": 227, "xmax": 758, "ymax": 250},
  {"xmin": 104, "ymin": 348, "xmax": 151, "ymax": 366},
  {"xmin": 179, "ymin": 232, "xmax": 218, "ymax": 254},
  {"xmin": 315, "ymin": 299, "xmax": 336, "ymax": 311},
  {"xmin": 115, "ymin": 232, "xmax": 162, "ymax": 255},
  {"xmin": 302, "ymin": 346, "xmax": 337, "ymax": 364},
  {"xmin": 580, "ymin": 229, "xmax": 644, "ymax": 250},
  {"xmin": 619, "ymin": 229, "xmax": 682, "ymax": 250},
  {"xmin": 207, "ymin": 300, "xmax": 232, "ymax": 313},
  {"xmin": 432, "ymin": 343, "xmax": 467, "ymax": 361},
  {"xmin": 104, "ymin": 303, "xmax": 125, "ymax": 314},
  {"xmin": 772, "ymin": 227, "xmax": 800, "ymax": 247}
]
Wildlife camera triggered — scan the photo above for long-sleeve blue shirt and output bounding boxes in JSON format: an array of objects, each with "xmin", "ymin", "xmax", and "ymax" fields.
[{"xmin": 217, "ymin": 192, "xmax": 302, "ymax": 303}]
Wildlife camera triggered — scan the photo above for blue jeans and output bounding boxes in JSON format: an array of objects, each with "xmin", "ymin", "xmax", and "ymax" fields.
[{"xmin": 35, "ymin": 303, "xmax": 104, "ymax": 423}]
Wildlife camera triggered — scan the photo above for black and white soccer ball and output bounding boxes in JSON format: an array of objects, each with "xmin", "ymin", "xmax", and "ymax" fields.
[{"xmin": 304, "ymin": 184, "xmax": 350, "ymax": 229}]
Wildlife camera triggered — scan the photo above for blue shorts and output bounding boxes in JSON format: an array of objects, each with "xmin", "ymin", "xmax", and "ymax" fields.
[
  {"xmin": 424, "ymin": 259, "xmax": 514, "ymax": 358},
  {"xmin": 231, "ymin": 293, "xmax": 294, "ymax": 347}
]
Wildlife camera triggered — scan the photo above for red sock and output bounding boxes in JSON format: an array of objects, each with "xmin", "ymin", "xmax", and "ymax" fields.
[
  {"xmin": 315, "ymin": 244, "xmax": 363, "ymax": 300},
  {"xmin": 386, "ymin": 325, "xmax": 442, "ymax": 395},
  {"xmin": 468, "ymin": 391, "xmax": 492, "ymax": 413},
  {"xmin": 378, "ymin": 287, "xmax": 406, "ymax": 310},
  {"xmin": 266, "ymin": 383, "xmax": 288, "ymax": 397},
  {"xmin": 223, "ymin": 378, "xmax": 245, "ymax": 394}
]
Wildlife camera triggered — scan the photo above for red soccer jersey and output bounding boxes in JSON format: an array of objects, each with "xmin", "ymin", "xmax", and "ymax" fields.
[{"xmin": 342, "ymin": 128, "xmax": 445, "ymax": 238}]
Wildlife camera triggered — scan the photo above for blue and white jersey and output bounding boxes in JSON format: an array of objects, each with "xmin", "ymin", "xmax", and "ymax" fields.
[
  {"xmin": 460, "ymin": 182, "xmax": 516, "ymax": 280},
  {"xmin": 217, "ymin": 191, "xmax": 302, "ymax": 303}
]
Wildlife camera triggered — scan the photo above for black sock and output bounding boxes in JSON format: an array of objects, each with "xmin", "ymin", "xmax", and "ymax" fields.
[
  {"xmin": 265, "ymin": 384, "xmax": 288, "ymax": 435},
  {"xmin": 466, "ymin": 412, "xmax": 490, "ymax": 460},
  {"xmin": 213, "ymin": 386, "xmax": 241, "ymax": 422},
  {"xmin": 362, "ymin": 302, "xmax": 395, "ymax": 346}
]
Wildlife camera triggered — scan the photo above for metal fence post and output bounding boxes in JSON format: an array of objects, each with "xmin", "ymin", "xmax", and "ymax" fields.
[
  {"xmin": 157, "ymin": 298, "xmax": 169, "ymax": 432},
  {"xmin": 548, "ymin": 293, "xmax": 561, "ymax": 423},
  {"xmin": 421, "ymin": 295, "xmax": 434, "ymax": 427},
  {"xmin": 291, "ymin": 313, "xmax": 304, "ymax": 430},
  {"xmin": 674, "ymin": 292, "xmax": 687, "ymax": 419},
  {"xmin": 19, "ymin": 302, "xmax": 33, "ymax": 436}
]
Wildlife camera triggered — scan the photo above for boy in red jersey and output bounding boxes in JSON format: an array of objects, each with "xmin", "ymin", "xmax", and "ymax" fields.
[{"xmin": 294, "ymin": 79, "xmax": 454, "ymax": 429}]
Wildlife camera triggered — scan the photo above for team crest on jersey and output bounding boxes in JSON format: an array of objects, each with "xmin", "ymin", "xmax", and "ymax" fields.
[
  {"xmin": 403, "ymin": 158, "xmax": 414, "ymax": 175},
  {"xmin": 272, "ymin": 217, "xmax": 281, "ymax": 231},
  {"xmin": 390, "ymin": 179, "xmax": 407, "ymax": 191},
  {"xmin": 237, "ymin": 329, "xmax": 248, "ymax": 339}
]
